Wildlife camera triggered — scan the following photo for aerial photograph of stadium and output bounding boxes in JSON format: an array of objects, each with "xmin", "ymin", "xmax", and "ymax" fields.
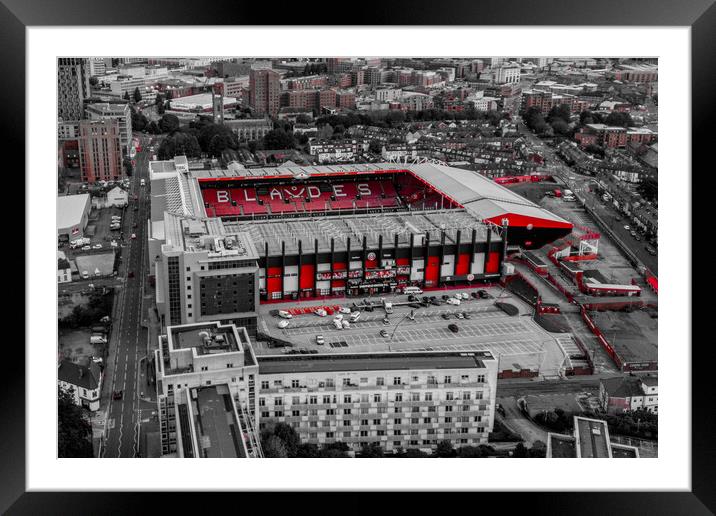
[{"xmin": 57, "ymin": 56, "xmax": 658, "ymax": 459}]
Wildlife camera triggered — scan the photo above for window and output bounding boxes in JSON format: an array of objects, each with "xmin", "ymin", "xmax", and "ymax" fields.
[
  {"xmin": 323, "ymin": 395, "xmax": 331, "ymax": 404},
  {"xmin": 427, "ymin": 375, "xmax": 436, "ymax": 385},
  {"xmin": 411, "ymin": 418, "xmax": 419, "ymax": 425},
  {"xmin": 445, "ymin": 405, "xmax": 453, "ymax": 412},
  {"xmin": 446, "ymin": 392, "xmax": 454, "ymax": 401},
  {"xmin": 360, "ymin": 377, "xmax": 368, "ymax": 384},
  {"xmin": 423, "ymin": 417, "xmax": 432, "ymax": 424},
  {"xmin": 361, "ymin": 394, "xmax": 369, "ymax": 403},
  {"xmin": 411, "ymin": 392, "xmax": 420, "ymax": 402},
  {"xmin": 444, "ymin": 416, "xmax": 452, "ymax": 424},
  {"xmin": 292, "ymin": 410, "xmax": 300, "ymax": 417},
  {"xmin": 476, "ymin": 391, "xmax": 483, "ymax": 400},
  {"xmin": 343, "ymin": 395, "xmax": 352, "ymax": 403},
  {"xmin": 444, "ymin": 375, "xmax": 452, "ymax": 384},
  {"xmin": 425, "ymin": 392, "xmax": 433, "ymax": 401},
  {"xmin": 326, "ymin": 409, "xmax": 335, "ymax": 416},
  {"xmin": 462, "ymin": 392, "xmax": 471, "ymax": 400},
  {"xmin": 461, "ymin": 375, "xmax": 469, "ymax": 382},
  {"xmin": 360, "ymin": 430, "xmax": 368, "ymax": 437},
  {"xmin": 373, "ymin": 419, "xmax": 381, "ymax": 425},
  {"xmin": 274, "ymin": 411, "xmax": 284, "ymax": 417},
  {"xmin": 261, "ymin": 381, "xmax": 269, "ymax": 389},
  {"xmin": 343, "ymin": 420, "xmax": 351, "ymax": 427},
  {"xmin": 343, "ymin": 431, "xmax": 351, "ymax": 438},
  {"xmin": 361, "ymin": 419, "xmax": 369, "ymax": 426},
  {"xmin": 326, "ymin": 432, "xmax": 334, "ymax": 439},
  {"xmin": 373, "ymin": 394, "xmax": 382, "ymax": 403},
  {"xmin": 226, "ymin": 363, "xmax": 233, "ymax": 368},
  {"xmin": 309, "ymin": 409, "xmax": 318, "ymax": 416},
  {"xmin": 259, "ymin": 398, "xmax": 265, "ymax": 407},
  {"xmin": 292, "ymin": 380, "xmax": 300, "ymax": 388},
  {"xmin": 310, "ymin": 421, "xmax": 318, "ymax": 428},
  {"xmin": 376, "ymin": 377, "xmax": 385, "ymax": 386},
  {"xmin": 292, "ymin": 396, "xmax": 300, "ymax": 404},
  {"xmin": 261, "ymin": 411, "xmax": 270, "ymax": 418},
  {"xmin": 274, "ymin": 397, "xmax": 282, "ymax": 406},
  {"xmin": 273, "ymin": 380, "xmax": 283, "ymax": 387},
  {"xmin": 394, "ymin": 418, "xmax": 402, "ymax": 425},
  {"xmin": 344, "ymin": 409, "xmax": 352, "ymax": 415},
  {"xmin": 342, "ymin": 378, "xmax": 352, "ymax": 386},
  {"xmin": 412, "ymin": 407, "xmax": 420, "ymax": 413},
  {"xmin": 411, "ymin": 375, "xmax": 419, "ymax": 383},
  {"xmin": 477, "ymin": 374, "xmax": 485, "ymax": 383},
  {"xmin": 377, "ymin": 430, "xmax": 386, "ymax": 436},
  {"xmin": 378, "ymin": 407, "xmax": 386, "ymax": 414},
  {"xmin": 361, "ymin": 408, "xmax": 369, "ymax": 414},
  {"xmin": 309, "ymin": 396, "xmax": 318, "ymax": 405},
  {"xmin": 393, "ymin": 377, "xmax": 402, "ymax": 385},
  {"xmin": 395, "ymin": 393, "xmax": 403, "ymax": 402}
]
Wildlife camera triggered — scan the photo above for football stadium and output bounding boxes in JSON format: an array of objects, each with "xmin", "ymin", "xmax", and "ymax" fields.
[{"xmin": 149, "ymin": 158, "xmax": 572, "ymax": 303}]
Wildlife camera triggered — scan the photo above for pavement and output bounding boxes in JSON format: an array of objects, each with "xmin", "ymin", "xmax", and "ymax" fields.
[{"xmin": 98, "ymin": 134, "xmax": 155, "ymax": 458}]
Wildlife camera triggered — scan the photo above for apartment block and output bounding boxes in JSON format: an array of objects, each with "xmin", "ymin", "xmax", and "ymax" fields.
[
  {"xmin": 78, "ymin": 119, "xmax": 123, "ymax": 183},
  {"xmin": 256, "ymin": 351, "xmax": 498, "ymax": 454}
]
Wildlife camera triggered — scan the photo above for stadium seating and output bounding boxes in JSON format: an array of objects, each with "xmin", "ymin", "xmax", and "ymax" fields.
[{"xmin": 200, "ymin": 173, "xmax": 453, "ymax": 218}]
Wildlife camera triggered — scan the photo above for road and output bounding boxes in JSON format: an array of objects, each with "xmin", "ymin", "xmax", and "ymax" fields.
[
  {"xmin": 101, "ymin": 134, "xmax": 153, "ymax": 458},
  {"xmin": 515, "ymin": 117, "xmax": 658, "ymax": 275}
]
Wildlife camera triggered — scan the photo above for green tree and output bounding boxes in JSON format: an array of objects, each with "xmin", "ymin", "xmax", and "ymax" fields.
[
  {"xmin": 296, "ymin": 443, "xmax": 320, "ymax": 458},
  {"xmin": 456, "ymin": 446, "xmax": 483, "ymax": 458},
  {"xmin": 123, "ymin": 91, "xmax": 130, "ymax": 101},
  {"xmin": 528, "ymin": 440, "xmax": 547, "ymax": 458},
  {"xmin": 147, "ymin": 121, "xmax": 160, "ymax": 135},
  {"xmin": 318, "ymin": 442, "xmax": 350, "ymax": 457},
  {"xmin": 157, "ymin": 131, "xmax": 202, "ymax": 159},
  {"xmin": 58, "ymin": 388, "xmax": 94, "ymax": 457},
  {"xmin": 159, "ymin": 114, "xmax": 181, "ymax": 133},
  {"xmin": 133, "ymin": 87, "xmax": 142, "ymax": 104},
  {"xmin": 605, "ymin": 111, "xmax": 634, "ymax": 128},
  {"xmin": 123, "ymin": 156, "xmax": 133, "ymax": 177},
  {"xmin": 89, "ymin": 76, "xmax": 99, "ymax": 86},
  {"xmin": 512, "ymin": 442, "xmax": 529, "ymax": 457}
]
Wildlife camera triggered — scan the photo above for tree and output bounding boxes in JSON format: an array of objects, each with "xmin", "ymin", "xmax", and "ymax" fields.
[
  {"xmin": 318, "ymin": 442, "xmax": 350, "ymax": 458},
  {"xmin": 272, "ymin": 423, "xmax": 301, "ymax": 457},
  {"xmin": 262, "ymin": 435, "xmax": 288, "ymax": 458},
  {"xmin": 529, "ymin": 440, "xmax": 547, "ymax": 458},
  {"xmin": 159, "ymin": 114, "xmax": 181, "ymax": 133},
  {"xmin": 263, "ymin": 128, "xmax": 295, "ymax": 150},
  {"xmin": 295, "ymin": 114, "xmax": 312, "ymax": 125},
  {"xmin": 131, "ymin": 107, "xmax": 149, "ymax": 132},
  {"xmin": 456, "ymin": 446, "xmax": 483, "ymax": 458},
  {"xmin": 296, "ymin": 443, "xmax": 320, "ymax": 458},
  {"xmin": 123, "ymin": 157, "xmax": 133, "ymax": 177},
  {"xmin": 435, "ymin": 440, "xmax": 456, "ymax": 458},
  {"xmin": 512, "ymin": 442, "xmax": 529, "ymax": 457},
  {"xmin": 358, "ymin": 442, "xmax": 385, "ymax": 458},
  {"xmin": 550, "ymin": 119, "xmax": 570, "ymax": 136},
  {"xmin": 89, "ymin": 76, "xmax": 99, "ymax": 87},
  {"xmin": 605, "ymin": 111, "xmax": 634, "ymax": 128},
  {"xmin": 368, "ymin": 140, "xmax": 382, "ymax": 154},
  {"xmin": 58, "ymin": 388, "xmax": 93, "ymax": 457},
  {"xmin": 157, "ymin": 131, "xmax": 201, "ymax": 160},
  {"xmin": 133, "ymin": 87, "xmax": 142, "ymax": 104},
  {"xmin": 123, "ymin": 91, "xmax": 130, "ymax": 101},
  {"xmin": 147, "ymin": 121, "xmax": 160, "ymax": 135},
  {"xmin": 637, "ymin": 177, "xmax": 658, "ymax": 203}
]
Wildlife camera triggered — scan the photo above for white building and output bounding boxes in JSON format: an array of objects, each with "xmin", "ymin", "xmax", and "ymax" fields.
[
  {"xmin": 58, "ymin": 360, "xmax": 103, "ymax": 411},
  {"xmin": 599, "ymin": 376, "xmax": 658, "ymax": 415},
  {"xmin": 154, "ymin": 321, "xmax": 261, "ymax": 457},
  {"xmin": 492, "ymin": 63, "xmax": 521, "ymax": 85},
  {"xmin": 257, "ymin": 350, "xmax": 498, "ymax": 454},
  {"xmin": 58, "ymin": 251, "xmax": 72, "ymax": 283},
  {"xmin": 57, "ymin": 193, "xmax": 91, "ymax": 241}
]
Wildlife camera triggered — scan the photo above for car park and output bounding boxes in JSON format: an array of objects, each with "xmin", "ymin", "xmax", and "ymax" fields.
[
  {"xmin": 315, "ymin": 335, "xmax": 325, "ymax": 345},
  {"xmin": 448, "ymin": 324, "xmax": 459, "ymax": 333}
]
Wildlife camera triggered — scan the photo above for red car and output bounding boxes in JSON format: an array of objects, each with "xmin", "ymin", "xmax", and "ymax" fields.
[
  {"xmin": 128, "ymin": 271, "xmax": 134, "ymax": 278},
  {"xmin": 112, "ymin": 390, "xmax": 123, "ymax": 400}
]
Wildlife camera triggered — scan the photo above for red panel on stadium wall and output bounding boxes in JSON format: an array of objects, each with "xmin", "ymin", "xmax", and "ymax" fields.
[
  {"xmin": 485, "ymin": 214, "xmax": 572, "ymax": 230},
  {"xmin": 455, "ymin": 253, "xmax": 471, "ymax": 275},
  {"xmin": 425, "ymin": 256, "xmax": 440, "ymax": 285},
  {"xmin": 331, "ymin": 280, "xmax": 346, "ymax": 289},
  {"xmin": 299, "ymin": 264, "xmax": 315, "ymax": 290},
  {"xmin": 267, "ymin": 267, "xmax": 283, "ymax": 295},
  {"xmin": 365, "ymin": 255, "xmax": 378, "ymax": 269},
  {"xmin": 485, "ymin": 252, "xmax": 501, "ymax": 274},
  {"xmin": 334, "ymin": 262, "xmax": 346, "ymax": 271}
]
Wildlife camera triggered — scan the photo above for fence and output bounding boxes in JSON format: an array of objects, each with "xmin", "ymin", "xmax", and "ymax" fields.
[{"xmin": 580, "ymin": 307, "xmax": 623, "ymax": 371}]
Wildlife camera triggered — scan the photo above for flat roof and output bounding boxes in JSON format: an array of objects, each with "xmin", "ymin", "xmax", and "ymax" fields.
[
  {"xmin": 170, "ymin": 324, "xmax": 240, "ymax": 355},
  {"xmin": 193, "ymin": 385, "xmax": 245, "ymax": 458},
  {"xmin": 258, "ymin": 351, "xmax": 491, "ymax": 375},
  {"xmin": 576, "ymin": 417, "xmax": 610, "ymax": 458},
  {"xmin": 589, "ymin": 311, "xmax": 658, "ymax": 365},
  {"xmin": 57, "ymin": 193, "xmax": 90, "ymax": 230}
]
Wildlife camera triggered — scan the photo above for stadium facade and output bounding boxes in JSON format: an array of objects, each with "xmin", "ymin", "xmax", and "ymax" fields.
[{"xmin": 149, "ymin": 158, "xmax": 572, "ymax": 331}]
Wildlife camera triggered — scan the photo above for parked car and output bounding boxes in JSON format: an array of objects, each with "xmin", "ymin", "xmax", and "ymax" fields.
[
  {"xmin": 349, "ymin": 311, "xmax": 361, "ymax": 322},
  {"xmin": 441, "ymin": 313, "xmax": 451, "ymax": 320},
  {"xmin": 446, "ymin": 297, "xmax": 461, "ymax": 306},
  {"xmin": 315, "ymin": 335, "xmax": 325, "ymax": 345},
  {"xmin": 448, "ymin": 324, "xmax": 459, "ymax": 333},
  {"xmin": 382, "ymin": 318, "xmax": 390, "ymax": 325},
  {"xmin": 379, "ymin": 329, "xmax": 389, "ymax": 338},
  {"xmin": 112, "ymin": 390, "xmax": 123, "ymax": 400},
  {"xmin": 645, "ymin": 245, "xmax": 657, "ymax": 255},
  {"xmin": 315, "ymin": 309, "xmax": 327, "ymax": 317},
  {"xmin": 92, "ymin": 244, "xmax": 102, "ymax": 249},
  {"xmin": 277, "ymin": 319, "xmax": 290, "ymax": 329},
  {"xmin": 131, "ymin": 233, "xmax": 137, "ymax": 239},
  {"xmin": 471, "ymin": 292, "xmax": 480, "ymax": 299},
  {"xmin": 128, "ymin": 271, "xmax": 134, "ymax": 278},
  {"xmin": 338, "ymin": 306, "xmax": 351, "ymax": 314},
  {"xmin": 460, "ymin": 292, "xmax": 469, "ymax": 300},
  {"xmin": 278, "ymin": 310, "xmax": 293, "ymax": 319},
  {"xmin": 82, "ymin": 245, "xmax": 91, "ymax": 251},
  {"xmin": 477, "ymin": 290, "xmax": 489, "ymax": 299},
  {"xmin": 456, "ymin": 312, "xmax": 464, "ymax": 319},
  {"xmin": 624, "ymin": 225, "xmax": 631, "ymax": 231},
  {"xmin": 442, "ymin": 295, "xmax": 450, "ymax": 301}
]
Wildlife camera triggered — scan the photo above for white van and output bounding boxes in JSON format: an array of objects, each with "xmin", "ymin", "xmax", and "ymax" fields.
[
  {"xmin": 278, "ymin": 310, "xmax": 293, "ymax": 319},
  {"xmin": 403, "ymin": 286, "xmax": 423, "ymax": 295}
]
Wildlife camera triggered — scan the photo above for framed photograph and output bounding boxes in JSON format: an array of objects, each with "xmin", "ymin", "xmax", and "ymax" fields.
[{"xmin": 5, "ymin": 0, "xmax": 713, "ymax": 512}]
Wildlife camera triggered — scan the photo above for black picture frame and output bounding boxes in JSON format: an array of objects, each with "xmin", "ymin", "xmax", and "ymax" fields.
[{"xmin": 3, "ymin": 0, "xmax": 713, "ymax": 513}]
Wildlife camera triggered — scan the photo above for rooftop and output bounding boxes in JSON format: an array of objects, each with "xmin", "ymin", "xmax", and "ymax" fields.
[
  {"xmin": 191, "ymin": 385, "xmax": 246, "ymax": 458},
  {"xmin": 57, "ymin": 193, "xmax": 90, "ymax": 230},
  {"xmin": 575, "ymin": 417, "xmax": 611, "ymax": 458},
  {"xmin": 547, "ymin": 434, "xmax": 577, "ymax": 458},
  {"xmin": 163, "ymin": 212, "xmax": 258, "ymax": 259},
  {"xmin": 258, "ymin": 351, "xmax": 492, "ymax": 375},
  {"xmin": 169, "ymin": 323, "xmax": 241, "ymax": 355},
  {"xmin": 58, "ymin": 360, "xmax": 102, "ymax": 390}
]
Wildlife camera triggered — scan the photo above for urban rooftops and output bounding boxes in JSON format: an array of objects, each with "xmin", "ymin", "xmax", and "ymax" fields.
[{"xmin": 169, "ymin": 323, "xmax": 241, "ymax": 355}]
